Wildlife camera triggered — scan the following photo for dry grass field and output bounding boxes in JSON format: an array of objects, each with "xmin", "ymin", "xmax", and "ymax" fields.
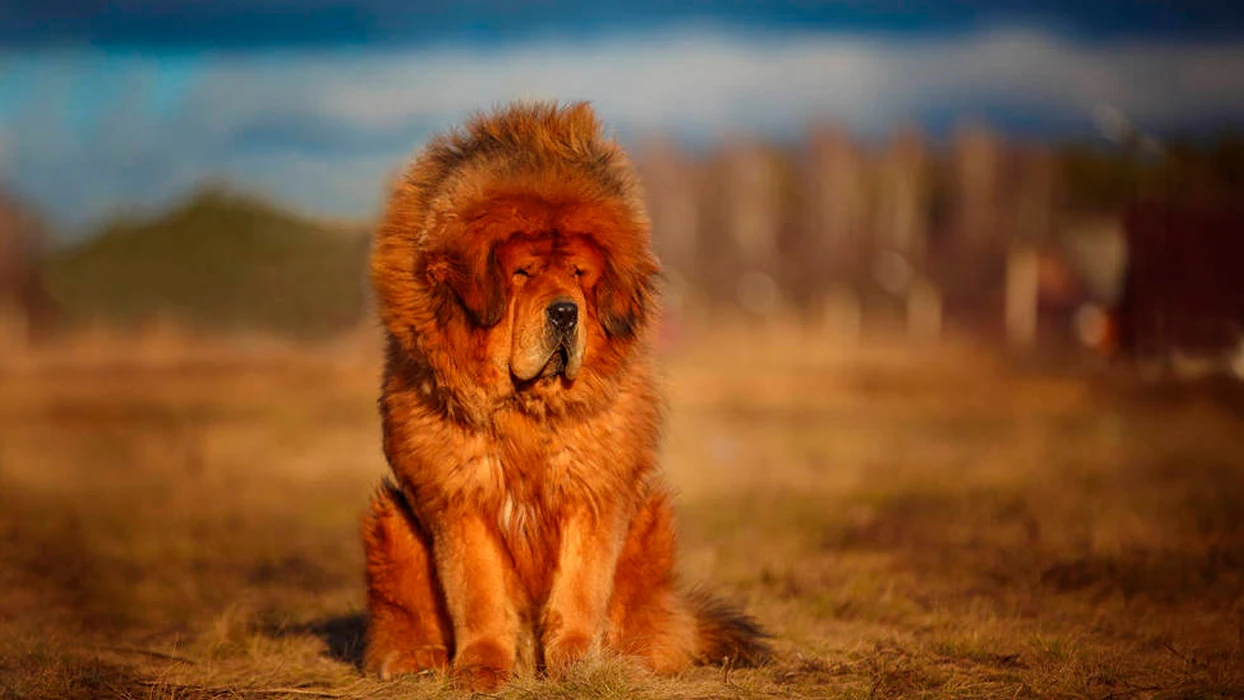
[{"xmin": 2, "ymin": 325, "xmax": 1243, "ymax": 699}]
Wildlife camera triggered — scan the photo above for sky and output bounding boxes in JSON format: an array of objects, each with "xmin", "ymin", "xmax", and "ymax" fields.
[{"xmin": 2, "ymin": 1, "xmax": 1244, "ymax": 237}]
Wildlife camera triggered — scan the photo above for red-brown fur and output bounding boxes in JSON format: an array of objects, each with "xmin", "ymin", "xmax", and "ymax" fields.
[{"xmin": 363, "ymin": 101, "xmax": 768, "ymax": 691}]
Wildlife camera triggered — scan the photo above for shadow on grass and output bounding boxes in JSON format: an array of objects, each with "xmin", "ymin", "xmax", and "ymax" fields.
[{"xmin": 268, "ymin": 613, "xmax": 368, "ymax": 669}]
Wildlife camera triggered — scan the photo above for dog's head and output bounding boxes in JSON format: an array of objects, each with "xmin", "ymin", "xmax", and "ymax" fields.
[
  {"xmin": 373, "ymin": 102, "xmax": 658, "ymax": 417},
  {"xmin": 421, "ymin": 191, "xmax": 656, "ymax": 390}
]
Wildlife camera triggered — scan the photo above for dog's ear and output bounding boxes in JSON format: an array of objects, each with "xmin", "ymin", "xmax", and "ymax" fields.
[
  {"xmin": 425, "ymin": 244, "xmax": 506, "ymax": 328},
  {"xmin": 596, "ymin": 255, "xmax": 658, "ymax": 339}
]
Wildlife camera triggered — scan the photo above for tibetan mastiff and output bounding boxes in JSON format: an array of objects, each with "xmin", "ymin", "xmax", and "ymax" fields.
[{"xmin": 362, "ymin": 101, "xmax": 768, "ymax": 691}]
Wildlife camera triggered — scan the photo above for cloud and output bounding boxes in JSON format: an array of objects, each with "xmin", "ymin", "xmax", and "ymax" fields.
[
  {"xmin": 3, "ymin": 27, "xmax": 1244, "ymax": 234},
  {"xmin": 183, "ymin": 27, "xmax": 1244, "ymax": 135}
]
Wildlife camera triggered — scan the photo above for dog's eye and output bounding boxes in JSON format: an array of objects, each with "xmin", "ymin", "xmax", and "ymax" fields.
[
  {"xmin": 514, "ymin": 268, "xmax": 531, "ymax": 279},
  {"xmin": 572, "ymin": 267, "xmax": 585, "ymax": 277}
]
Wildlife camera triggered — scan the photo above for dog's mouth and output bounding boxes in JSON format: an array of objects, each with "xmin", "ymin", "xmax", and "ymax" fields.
[
  {"xmin": 511, "ymin": 331, "xmax": 583, "ymax": 387},
  {"xmin": 517, "ymin": 340, "xmax": 581, "ymax": 386},
  {"xmin": 540, "ymin": 345, "xmax": 570, "ymax": 378}
]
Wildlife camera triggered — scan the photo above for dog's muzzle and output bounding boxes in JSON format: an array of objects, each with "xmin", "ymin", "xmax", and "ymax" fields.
[{"xmin": 539, "ymin": 300, "xmax": 581, "ymax": 380}]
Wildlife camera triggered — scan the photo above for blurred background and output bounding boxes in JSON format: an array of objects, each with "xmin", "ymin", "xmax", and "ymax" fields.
[
  {"xmin": 1, "ymin": 0, "xmax": 1243, "ymax": 369},
  {"xmin": 4, "ymin": 3, "xmax": 1244, "ymax": 698}
]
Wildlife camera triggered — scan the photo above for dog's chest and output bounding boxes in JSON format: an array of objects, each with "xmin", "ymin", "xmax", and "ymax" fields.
[
  {"xmin": 491, "ymin": 447, "xmax": 576, "ymax": 534},
  {"xmin": 497, "ymin": 490, "xmax": 540, "ymax": 537},
  {"xmin": 490, "ymin": 446, "xmax": 598, "ymax": 580}
]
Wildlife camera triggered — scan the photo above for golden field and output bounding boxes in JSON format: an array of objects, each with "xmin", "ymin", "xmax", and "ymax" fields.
[{"xmin": 1, "ymin": 325, "xmax": 1242, "ymax": 699}]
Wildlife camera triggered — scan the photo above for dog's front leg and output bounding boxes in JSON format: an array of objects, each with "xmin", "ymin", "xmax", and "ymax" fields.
[
  {"xmin": 433, "ymin": 513, "xmax": 517, "ymax": 691},
  {"xmin": 541, "ymin": 507, "xmax": 624, "ymax": 676}
]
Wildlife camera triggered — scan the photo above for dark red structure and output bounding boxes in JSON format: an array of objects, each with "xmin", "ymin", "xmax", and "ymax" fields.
[{"xmin": 1115, "ymin": 198, "xmax": 1244, "ymax": 365}]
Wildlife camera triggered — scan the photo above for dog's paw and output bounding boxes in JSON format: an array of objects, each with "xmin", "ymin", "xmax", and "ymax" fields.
[
  {"xmin": 373, "ymin": 645, "xmax": 449, "ymax": 680},
  {"xmin": 451, "ymin": 640, "xmax": 513, "ymax": 692},
  {"xmin": 543, "ymin": 631, "xmax": 593, "ymax": 677}
]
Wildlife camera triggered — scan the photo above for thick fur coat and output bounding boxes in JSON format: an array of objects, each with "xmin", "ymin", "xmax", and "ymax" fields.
[{"xmin": 362, "ymin": 101, "xmax": 768, "ymax": 691}]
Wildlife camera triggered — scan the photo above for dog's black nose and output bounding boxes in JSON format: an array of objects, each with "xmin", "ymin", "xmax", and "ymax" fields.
[{"xmin": 547, "ymin": 300, "xmax": 578, "ymax": 331}]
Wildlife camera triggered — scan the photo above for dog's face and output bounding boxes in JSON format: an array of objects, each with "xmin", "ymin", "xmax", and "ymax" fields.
[
  {"xmin": 420, "ymin": 193, "xmax": 655, "ymax": 403},
  {"xmin": 500, "ymin": 233, "xmax": 599, "ymax": 384}
]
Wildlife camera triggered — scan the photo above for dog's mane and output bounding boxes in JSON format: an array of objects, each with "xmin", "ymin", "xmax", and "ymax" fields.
[
  {"xmin": 372, "ymin": 101, "xmax": 655, "ymax": 357},
  {"xmin": 369, "ymin": 101, "xmax": 660, "ymax": 426},
  {"xmin": 409, "ymin": 101, "xmax": 644, "ymax": 240}
]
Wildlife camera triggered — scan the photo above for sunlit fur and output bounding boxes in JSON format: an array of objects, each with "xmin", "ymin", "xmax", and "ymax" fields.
[{"xmin": 363, "ymin": 101, "xmax": 769, "ymax": 691}]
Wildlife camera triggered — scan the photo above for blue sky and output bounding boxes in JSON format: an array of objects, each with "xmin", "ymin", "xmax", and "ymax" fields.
[{"xmin": 3, "ymin": 1, "xmax": 1244, "ymax": 237}]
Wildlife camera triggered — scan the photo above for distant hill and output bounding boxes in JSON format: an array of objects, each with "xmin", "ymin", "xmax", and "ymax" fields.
[{"xmin": 42, "ymin": 187, "xmax": 373, "ymax": 338}]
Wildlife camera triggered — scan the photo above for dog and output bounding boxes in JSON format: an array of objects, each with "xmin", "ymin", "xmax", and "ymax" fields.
[{"xmin": 362, "ymin": 101, "xmax": 768, "ymax": 691}]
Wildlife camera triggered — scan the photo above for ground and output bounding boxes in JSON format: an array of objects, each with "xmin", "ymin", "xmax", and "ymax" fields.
[{"xmin": 1, "ymin": 325, "xmax": 1242, "ymax": 699}]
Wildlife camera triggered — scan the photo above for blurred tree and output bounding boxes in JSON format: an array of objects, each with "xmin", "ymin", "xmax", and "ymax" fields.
[
  {"xmin": 0, "ymin": 188, "xmax": 59, "ymax": 347},
  {"xmin": 42, "ymin": 186, "xmax": 371, "ymax": 339}
]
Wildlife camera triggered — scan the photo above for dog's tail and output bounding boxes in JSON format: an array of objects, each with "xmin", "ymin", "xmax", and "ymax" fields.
[{"xmin": 690, "ymin": 588, "xmax": 772, "ymax": 667}]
